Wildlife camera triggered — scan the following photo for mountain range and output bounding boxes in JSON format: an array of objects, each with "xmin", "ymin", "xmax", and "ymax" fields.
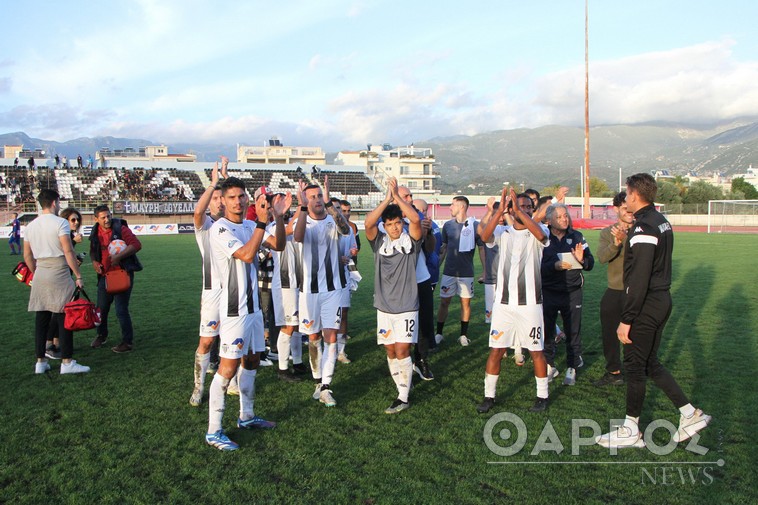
[{"xmin": 2, "ymin": 117, "xmax": 757, "ymax": 194}]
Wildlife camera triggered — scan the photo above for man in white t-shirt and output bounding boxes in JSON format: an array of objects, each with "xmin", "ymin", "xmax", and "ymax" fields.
[
  {"xmin": 293, "ymin": 176, "xmax": 351, "ymax": 407},
  {"xmin": 204, "ymin": 177, "xmax": 290, "ymax": 451}
]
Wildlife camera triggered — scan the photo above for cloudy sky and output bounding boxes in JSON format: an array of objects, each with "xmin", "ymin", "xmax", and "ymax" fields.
[{"xmin": 1, "ymin": 0, "xmax": 756, "ymax": 150}]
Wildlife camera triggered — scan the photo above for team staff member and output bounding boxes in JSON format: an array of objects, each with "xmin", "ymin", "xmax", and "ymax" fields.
[
  {"xmin": 24, "ymin": 189, "xmax": 90, "ymax": 375},
  {"xmin": 593, "ymin": 191, "xmax": 632, "ymax": 387},
  {"xmin": 597, "ymin": 173, "xmax": 710, "ymax": 449},
  {"xmin": 89, "ymin": 205, "xmax": 143, "ymax": 354},
  {"xmin": 541, "ymin": 204, "xmax": 594, "ymax": 385}
]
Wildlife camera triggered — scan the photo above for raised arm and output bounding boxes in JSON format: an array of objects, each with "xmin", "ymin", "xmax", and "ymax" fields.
[
  {"xmin": 323, "ymin": 175, "xmax": 350, "ymax": 235},
  {"xmin": 477, "ymin": 196, "xmax": 497, "ymax": 244},
  {"xmin": 194, "ymin": 162, "xmax": 220, "ymax": 228},
  {"xmin": 480, "ymin": 187, "xmax": 508, "ymax": 243},
  {"xmin": 364, "ymin": 179, "xmax": 394, "ymax": 242},
  {"xmin": 262, "ymin": 192, "xmax": 292, "ymax": 251},
  {"xmin": 293, "ymin": 180, "xmax": 308, "ymax": 243}
]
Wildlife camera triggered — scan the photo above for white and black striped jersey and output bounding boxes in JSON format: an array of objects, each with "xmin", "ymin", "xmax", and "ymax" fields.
[
  {"xmin": 195, "ymin": 215, "xmax": 220, "ymax": 291},
  {"xmin": 494, "ymin": 224, "xmax": 549, "ymax": 307},
  {"xmin": 267, "ymin": 221, "xmax": 301, "ymax": 291},
  {"xmin": 210, "ymin": 217, "xmax": 269, "ymax": 317},
  {"xmin": 296, "ymin": 214, "xmax": 347, "ymax": 294}
]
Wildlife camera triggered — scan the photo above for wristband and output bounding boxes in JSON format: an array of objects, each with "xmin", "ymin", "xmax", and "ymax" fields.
[
  {"xmin": 325, "ymin": 201, "xmax": 333, "ymax": 208},
  {"xmin": 300, "ymin": 206, "xmax": 308, "ymax": 212},
  {"xmin": 256, "ymin": 221, "xmax": 267, "ymax": 230}
]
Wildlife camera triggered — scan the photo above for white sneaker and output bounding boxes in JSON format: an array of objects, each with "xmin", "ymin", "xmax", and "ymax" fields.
[
  {"xmin": 458, "ymin": 335, "xmax": 470, "ymax": 346},
  {"xmin": 35, "ymin": 361, "xmax": 50, "ymax": 374},
  {"xmin": 513, "ymin": 353, "xmax": 525, "ymax": 366},
  {"xmin": 673, "ymin": 409, "xmax": 712, "ymax": 443},
  {"xmin": 576, "ymin": 356, "xmax": 584, "ymax": 368},
  {"xmin": 259, "ymin": 358, "xmax": 273, "ymax": 367},
  {"xmin": 547, "ymin": 365, "xmax": 560, "ymax": 382},
  {"xmin": 60, "ymin": 360, "xmax": 90, "ymax": 374},
  {"xmin": 337, "ymin": 353, "xmax": 351, "ymax": 364},
  {"xmin": 596, "ymin": 426, "xmax": 646, "ymax": 449},
  {"xmin": 563, "ymin": 367, "xmax": 576, "ymax": 386},
  {"xmin": 435, "ymin": 333, "xmax": 444, "ymax": 345},
  {"xmin": 312, "ymin": 383, "xmax": 323, "ymax": 400},
  {"xmin": 319, "ymin": 388, "xmax": 337, "ymax": 407}
]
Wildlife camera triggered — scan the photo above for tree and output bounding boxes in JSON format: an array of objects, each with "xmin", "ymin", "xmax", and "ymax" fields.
[
  {"xmin": 682, "ymin": 180, "xmax": 724, "ymax": 204},
  {"xmin": 540, "ymin": 184, "xmax": 564, "ymax": 199},
  {"xmin": 730, "ymin": 177, "xmax": 758, "ymax": 199},
  {"xmin": 656, "ymin": 181, "xmax": 683, "ymax": 204},
  {"xmin": 573, "ymin": 177, "xmax": 613, "ymax": 197}
]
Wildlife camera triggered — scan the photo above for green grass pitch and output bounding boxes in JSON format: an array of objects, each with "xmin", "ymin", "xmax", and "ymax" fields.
[{"xmin": 1, "ymin": 231, "xmax": 756, "ymax": 504}]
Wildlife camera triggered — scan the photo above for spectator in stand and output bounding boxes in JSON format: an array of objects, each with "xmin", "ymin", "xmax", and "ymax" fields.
[
  {"xmin": 77, "ymin": 155, "xmax": 83, "ymax": 169},
  {"xmin": 28, "ymin": 157, "xmax": 35, "ymax": 170},
  {"xmin": 24, "ymin": 189, "xmax": 89, "ymax": 375}
]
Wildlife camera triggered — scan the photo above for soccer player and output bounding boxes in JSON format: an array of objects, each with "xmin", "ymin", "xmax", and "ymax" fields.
[
  {"xmin": 476, "ymin": 188, "xmax": 550, "ymax": 414},
  {"xmin": 596, "ymin": 173, "xmax": 710, "ymax": 449},
  {"xmin": 293, "ymin": 176, "xmax": 351, "ymax": 407},
  {"xmin": 365, "ymin": 177, "xmax": 422, "ymax": 413},
  {"xmin": 541, "ymin": 203, "xmax": 594, "ymax": 385},
  {"xmin": 9, "ymin": 212, "xmax": 21, "ymax": 255},
  {"xmin": 189, "ymin": 160, "xmax": 226, "ymax": 407},
  {"xmin": 333, "ymin": 198, "xmax": 358, "ymax": 364},
  {"xmin": 592, "ymin": 191, "xmax": 633, "ymax": 387},
  {"xmin": 270, "ymin": 205, "xmax": 308, "ymax": 382},
  {"xmin": 204, "ymin": 177, "xmax": 289, "ymax": 451},
  {"xmin": 436, "ymin": 195, "xmax": 479, "ymax": 346}
]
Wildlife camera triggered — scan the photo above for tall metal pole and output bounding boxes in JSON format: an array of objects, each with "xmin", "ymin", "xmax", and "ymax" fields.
[{"xmin": 583, "ymin": 0, "xmax": 591, "ymax": 218}]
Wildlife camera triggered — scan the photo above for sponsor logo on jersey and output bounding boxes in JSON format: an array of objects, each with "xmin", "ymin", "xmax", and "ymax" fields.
[
  {"xmin": 228, "ymin": 240, "xmax": 239, "ymax": 249},
  {"xmin": 232, "ymin": 338, "xmax": 244, "ymax": 350},
  {"xmin": 485, "ymin": 309, "xmax": 492, "ymax": 319},
  {"xmin": 218, "ymin": 227, "xmax": 227, "ymax": 234},
  {"xmin": 206, "ymin": 320, "xmax": 220, "ymax": 330},
  {"xmin": 659, "ymin": 222, "xmax": 672, "ymax": 233},
  {"xmin": 634, "ymin": 226, "xmax": 643, "ymax": 233},
  {"xmin": 490, "ymin": 329, "xmax": 504, "ymax": 340},
  {"xmin": 301, "ymin": 319, "xmax": 314, "ymax": 330},
  {"xmin": 441, "ymin": 285, "xmax": 450, "ymax": 293},
  {"xmin": 379, "ymin": 328, "xmax": 392, "ymax": 339}
]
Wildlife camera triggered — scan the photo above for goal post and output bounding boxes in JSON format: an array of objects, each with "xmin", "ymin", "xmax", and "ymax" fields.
[{"xmin": 707, "ymin": 200, "xmax": 758, "ymax": 234}]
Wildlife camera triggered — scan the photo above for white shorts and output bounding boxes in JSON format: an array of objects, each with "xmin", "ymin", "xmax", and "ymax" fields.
[
  {"xmin": 199, "ymin": 288, "xmax": 221, "ymax": 337},
  {"xmin": 299, "ymin": 290, "xmax": 342, "ymax": 335},
  {"xmin": 376, "ymin": 310, "xmax": 418, "ymax": 345},
  {"xmin": 484, "ymin": 283, "xmax": 496, "ymax": 323},
  {"xmin": 439, "ymin": 275, "xmax": 474, "ymax": 299},
  {"xmin": 219, "ymin": 311, "xmax": 265, "ymax": 359},
  {"xmin": 488, "ymin": 304, "xmax": 544, "ymax": 351},
  {"xmin": 340, "ymin": 287, "xmax": 352, "ymax": 308},
  {"xmin": 273, "ymin": 286, "xmax": 299, "ymax": 328}
]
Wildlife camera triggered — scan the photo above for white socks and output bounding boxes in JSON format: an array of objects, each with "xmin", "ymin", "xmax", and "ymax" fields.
[
  {"xmin": 536, "ymin": 376, "xmax": 549, "ymax": 399},
  {"xmin": 337, "ymin": 333, "xmax": 346, "ymax": 355},
  {"xmin": 238, "ymin": 368, "xmax": 257, "ymax": 421},
  {"xmin": 194, "ymin": 351, "xmax": 210, "ymax": 388},
  {"xmin": 291, "ymin": 332, "xmax": 303, "ymax": 364},
  {"xmin": 208, "ymin": 373, "xmax": 231, "ymax": 434},
  {"xmin": 388, "ymin": 357, "xmax": 413, "ymax": 402},
  {"xmin": 320, "ymin": 342, "xmax": 337, "ymax": 387},
  {"xmin": 277, "ymin": 331, "xmax": 292, "ymax": 371},
  {"xmin": 309, "ymin": 338, "xmax": 322, "ymax": 379},
  {"xmin": 484, "ymin": 373, "xmax": 498, "ymax": 398}
]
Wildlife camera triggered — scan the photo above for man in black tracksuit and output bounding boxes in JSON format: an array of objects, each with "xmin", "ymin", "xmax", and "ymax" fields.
[
  {"xmin": 596, "ymin": 173, "xmax": 710, "ymax": 449},
  {"xmin": 541, "ymin": 203, "xmax": 594, "ymax": 386}
]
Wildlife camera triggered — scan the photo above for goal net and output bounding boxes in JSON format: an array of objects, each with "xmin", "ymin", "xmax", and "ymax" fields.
[{"xmin": 707, "ymin": 200, "xmax": 758, "ymax": 233}]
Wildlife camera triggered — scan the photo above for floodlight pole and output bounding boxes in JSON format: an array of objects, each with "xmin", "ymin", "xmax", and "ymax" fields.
[{"xmin": 583, "ymin": 0, "xmax": 591, "ymax": 218}]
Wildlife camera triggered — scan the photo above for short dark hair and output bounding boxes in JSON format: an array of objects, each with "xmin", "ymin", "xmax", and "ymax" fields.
[
  {"xmin": 381, "ymin": 204, "xmax": 403, "ymax": 223},
  {"xmin": 626, "ymin": 173, "xmax": 657, "ymax": 204},
  {"xmin": 613, "ymin": 191, "xmax": 627, "ymax": 208},
  {"xmin": 453, "ymin": 196, "xmax": 469, "ymax": 208},
  {"xmin": 37, "ymin": 189, "xmax": 59, "ymax": 209},
  {"xmin": 330, "ymin": 197, "xmax": 341, "ymax": 204},
  {"xmin": 304, "ymin": 184, "xmax": 320, "ymax": 193},
  {"xmin": 221, "ymin": 177, "xmax": 246, "ymax": 195},
  {"xmin": 93, "ymin": 204, "xmax": 110, "ymax": 216},
  {"xmin": 525, "ymin": 189, "xmax": 540, "ymax": 201},
  {"xmin": 340, "ymin": 200, "xmax": 351, "ymax": 207},
  {"xmin": 537, "ymin": 195, "xmax": 553, "ymax": 208}
]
